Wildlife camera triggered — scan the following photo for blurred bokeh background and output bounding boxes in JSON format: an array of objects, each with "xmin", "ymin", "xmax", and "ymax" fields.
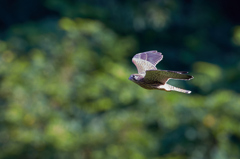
[{"xmin": 0, "ymin": 0, "xmax": 240, "ymax": 158}]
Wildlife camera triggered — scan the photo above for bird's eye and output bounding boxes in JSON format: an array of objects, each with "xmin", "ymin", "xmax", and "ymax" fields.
[
  {"xmin": 130, "ymin": 75, "xmax": 135, "ymax": 80},
  {"xmin": 133, "ymin": 75, "xmax": 137, "ymax": 80}
]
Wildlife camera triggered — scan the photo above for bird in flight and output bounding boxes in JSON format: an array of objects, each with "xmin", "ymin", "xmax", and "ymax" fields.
[{"xmin": 129, "ymin": 50, "xmax": 193, "ymax": 94}]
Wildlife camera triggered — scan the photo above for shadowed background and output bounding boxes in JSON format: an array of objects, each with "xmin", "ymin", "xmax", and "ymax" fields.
[{"xmin": 0, "ymin": 0, "xmax": 240, "ymax": 159}]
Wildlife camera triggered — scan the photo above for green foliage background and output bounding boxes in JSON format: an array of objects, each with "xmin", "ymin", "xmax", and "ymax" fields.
[{"xmin": 0, "ymin": 0, "xmax": 240, "ymax": 159}]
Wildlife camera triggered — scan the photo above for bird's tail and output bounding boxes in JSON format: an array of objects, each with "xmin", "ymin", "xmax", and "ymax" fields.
[{"xmin": 159, "ymin": 84, "xmax": 191, "ymax": 94}]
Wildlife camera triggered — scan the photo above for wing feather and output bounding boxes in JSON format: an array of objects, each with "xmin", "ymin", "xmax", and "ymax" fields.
[
  {"xmin": 133, "ymin": 50, "xmax": 163, "ymax": 66},
  {"xmin": 132, "ymin": 59, "xmax": 156, "ymax": 75},
  {"xmin": 144, "ymin": 70, "xmax": 193, "ymax": 84},
  {"xmin": 132, "ymin": 50, "xmax": 163, "ymax": 74},
  {"xmin": 161, "ymin": 70, "xmax": 189, "ymax": 74}
]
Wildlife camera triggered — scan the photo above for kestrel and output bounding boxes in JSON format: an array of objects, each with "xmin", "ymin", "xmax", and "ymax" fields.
[{"xmin": 129, "ymin": 50, "xmax": 193, "ymax": 94}]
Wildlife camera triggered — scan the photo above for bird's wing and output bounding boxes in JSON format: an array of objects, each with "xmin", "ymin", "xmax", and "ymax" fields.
[
  {"xmin": 161, "ymin": 70, "xmax": 188, "ymax": 74},
  {"xmin": 133, "ymin": 50, "xmax": 163, "ymax": 66},
  {"xmin": 132, "ymin": 50, "xmax": 163, "ymax": 74},
  {"xmin": 132, "ymin": 58, "xmax": 156, "ymax": 75},
  {"xmin": 144, "ymin": 70, "xmax": 194, "ymax": 84}
]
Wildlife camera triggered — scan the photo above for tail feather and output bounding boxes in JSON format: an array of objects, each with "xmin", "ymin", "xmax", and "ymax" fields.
[{"xmin": 159, "ymin": 84, "xmax": 191, "ymax": 94}]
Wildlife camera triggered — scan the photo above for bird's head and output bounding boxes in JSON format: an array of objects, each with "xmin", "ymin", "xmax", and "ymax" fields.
[{"xmin": 128, "ymin": 74, "xmax": 143, "ymax": 82}]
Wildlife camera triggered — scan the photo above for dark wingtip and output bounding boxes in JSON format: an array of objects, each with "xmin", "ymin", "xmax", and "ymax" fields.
[{"xmin": 187, "ymin": 75, "xmax": 194, "ymax": 80}]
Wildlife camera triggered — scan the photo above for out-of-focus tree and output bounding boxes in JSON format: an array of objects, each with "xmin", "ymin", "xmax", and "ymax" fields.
[{"xmin": 0, "ymin": 0, "xmax": 240, "ymax": 159}]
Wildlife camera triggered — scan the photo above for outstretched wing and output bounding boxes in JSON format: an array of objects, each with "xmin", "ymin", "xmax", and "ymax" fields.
[
  {"xmin": 144, "ymin": 70, "xmax": 193, "ymax": 84},
  {"xmin": 161, "ymin": 70, "xmax": 188, "ymax": 74},
  {"xmin": 132, "ymin": 50, "xmax": 163, "ymax": 74}
]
